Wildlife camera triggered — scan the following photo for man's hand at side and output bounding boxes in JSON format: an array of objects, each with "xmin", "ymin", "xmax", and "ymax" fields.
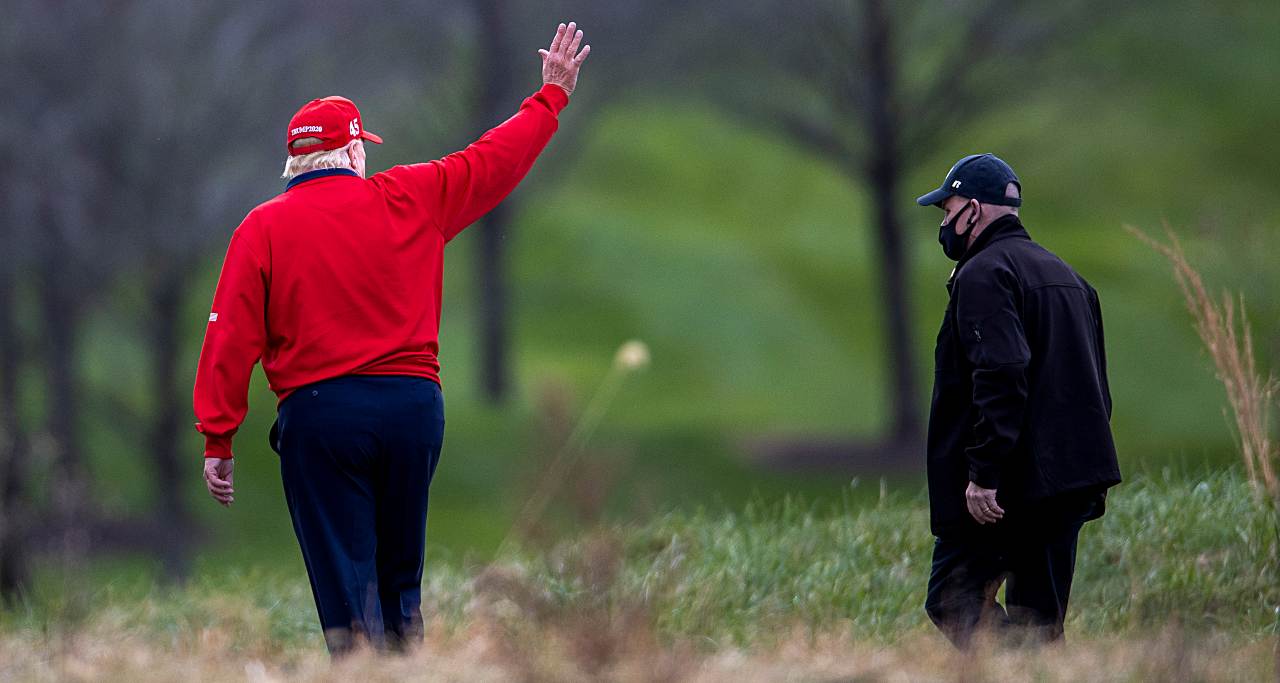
[
  {"xmin": 204, "ymin": 457, "xmax": 235, "ymax": 507},
  {"xmin": 539, "ymin": 21, "xmax": 591, "ymax": 95},
  {"xmin": 965, "ymin": 481, "xmax": 1003, "ymax": 524}
]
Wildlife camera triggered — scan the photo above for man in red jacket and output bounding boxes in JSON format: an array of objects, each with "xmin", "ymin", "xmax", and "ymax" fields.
[{"xmin": 194, "ymin": 22, "xmax": 590, "ymax": 654}]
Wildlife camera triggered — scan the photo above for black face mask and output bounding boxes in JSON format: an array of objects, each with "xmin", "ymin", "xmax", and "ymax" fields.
[{"xmin": 938, "ymin": 202, "xmax": 977, "ymax": 261}]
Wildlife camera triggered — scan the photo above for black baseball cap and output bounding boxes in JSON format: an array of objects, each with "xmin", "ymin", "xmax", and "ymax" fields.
[{"xmin": 915, "ymin": 153, "xmax": 1021, "ymax": 208}]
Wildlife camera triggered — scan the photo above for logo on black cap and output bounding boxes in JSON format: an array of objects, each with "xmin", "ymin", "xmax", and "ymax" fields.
[{"xmin": 916, "ymin": 153, "xmax": 1021, "ymax": 208}]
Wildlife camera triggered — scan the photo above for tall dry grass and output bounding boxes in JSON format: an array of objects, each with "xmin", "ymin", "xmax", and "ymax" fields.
[
  {"xmin": 1128, "ymin": 224, "xmax": 1279, "ymax": 503},
  {"xmin": 1, "ymin": 615, "xmax": 1273, "ymax": 682}
]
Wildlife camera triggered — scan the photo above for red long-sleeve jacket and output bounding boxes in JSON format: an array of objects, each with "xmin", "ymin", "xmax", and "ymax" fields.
[{"xmin": 193, "ymin": 84, "xmax": 569, "ymax": 459}]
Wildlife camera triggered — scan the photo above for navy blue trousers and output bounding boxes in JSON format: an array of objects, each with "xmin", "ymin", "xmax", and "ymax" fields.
[
  {"xmin": 272, "ymin": 375, "xmax": 444, "ymax": 655},
  {"xmin": 925, "ymin": 489, "xmax": 1105, "ymax": 648}
]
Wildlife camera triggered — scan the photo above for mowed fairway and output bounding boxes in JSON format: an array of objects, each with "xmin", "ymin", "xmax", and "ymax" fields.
[{"xmin": 5, "ymin": 471, "xmax": 1275, "ymax": 680}]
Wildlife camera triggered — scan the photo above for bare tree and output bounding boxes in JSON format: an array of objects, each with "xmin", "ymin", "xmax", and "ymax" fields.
[
  {"xmin": 0, "ymin": 175, "xmax": 34, "ymax": 601},
  {"xmin": 11, "ymin": 1, "xmax": 130, "ymax": 557},
  {"xmin": 0, "ymin": 0, "xmax": 358, "ymax": 580},
  {"xmin": 108, "ymin": 0, "xmax": 329, "ymax": 575},
  {"xmin": 691, "ymin": 0, "xmax": 1086, "ymax": 460},
  {"xmin": 471, "ymin": 0, "xmax": 522, "ymax": 402},
  {"xmin": 455, "ymin": 0, "xmax": 687, "ymax": 403},
  {"xmin": 0, "ymin": 7, "xmax": 43, "ymax": 600}
]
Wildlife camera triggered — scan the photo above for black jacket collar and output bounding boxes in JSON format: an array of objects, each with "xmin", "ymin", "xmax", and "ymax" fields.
[
  {"xmin": 946, "ymin": 214, "xmax": 1029, "ymax": 290},
  {"xmin": 956, "ymin": 214, "xmax": 1029, "ymax": 270}
]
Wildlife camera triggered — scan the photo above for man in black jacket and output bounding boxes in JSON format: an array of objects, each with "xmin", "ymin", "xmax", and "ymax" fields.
[{"xmin": 916, "ymin": 154, "xmax": 1121, "ymax": 647}]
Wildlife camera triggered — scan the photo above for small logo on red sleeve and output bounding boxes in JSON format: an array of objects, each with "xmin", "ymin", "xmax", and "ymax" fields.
[{"xmin": 209, "ymin": 312, "xmax": 219, "ymax": 322}]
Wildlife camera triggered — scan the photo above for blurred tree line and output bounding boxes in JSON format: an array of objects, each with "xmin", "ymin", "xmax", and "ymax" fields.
[
  {"xmin": 0, "ymin": 0, "xmax": 1249, "ymax": 601},
  {"xmin": 698, "ymin": 0, "xmax": 1095, "ymax": 464},
  {"xmin": 0, "ymin": 0, "xmax": 684, "ymax": 600}
]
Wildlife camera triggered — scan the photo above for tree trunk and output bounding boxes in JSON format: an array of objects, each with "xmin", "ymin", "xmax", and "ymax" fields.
[
  {"xmin": 474, "ymin": 201, "xmax": 512, "ymax": 402},
  {"xmin": 146, "ymin": 266, "xmax": 192, "ymax": 577},
  {"xmin": 0, "ymin": 267, "xmax": 30, "ymax": 601},
  {"xmin": 472, "ymin": 0, "xmax": 518, "ymax": 404},
  {"xmin": 38, "ymin": 249, "xmax": 90, "ymax": 559},
  {"xmin": 861, "ymin": 0, "xmax": 920, "ymax": 444}
]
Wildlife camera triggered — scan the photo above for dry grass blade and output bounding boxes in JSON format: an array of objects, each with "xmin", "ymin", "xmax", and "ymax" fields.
[
  {"xmin": 496, "ymin": 341, "xmax": 651, "ymax": 559},
  {"xmin": 1126, "ymin": 223, "xmax": 1279, "ymax": 502}
]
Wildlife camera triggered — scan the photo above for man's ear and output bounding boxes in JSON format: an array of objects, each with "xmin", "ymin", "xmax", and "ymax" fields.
[
  {"xmin": 345, "ymin": 140, "xmax": 366, "ymax": 173},
  {"xmin": 954, "ymin": 199, "xmax": 979, "ymax": 236}
]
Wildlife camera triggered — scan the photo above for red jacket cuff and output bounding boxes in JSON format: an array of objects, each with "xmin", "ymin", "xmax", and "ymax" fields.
[
  {"xmin": 536, "ymin": 83, "xmax": 570, "ymax": 115},
  {"xmin": 204, "ymin": 434, "xmax": 234, "ymax": 459}
]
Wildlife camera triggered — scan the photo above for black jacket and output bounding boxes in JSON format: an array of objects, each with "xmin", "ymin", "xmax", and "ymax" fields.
[{"xmin": 927, "ymin": 215, "xmax": 1121, "ymax": 535}]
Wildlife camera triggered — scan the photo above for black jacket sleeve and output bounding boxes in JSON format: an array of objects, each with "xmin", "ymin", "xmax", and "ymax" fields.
[
  {"xmin": 953, "ymin": 263, "xmax": 1031, "ymax": 489},
  {"xmin": 1090, "ymin": 286, "xmax": 1113, "ymax": 419}
]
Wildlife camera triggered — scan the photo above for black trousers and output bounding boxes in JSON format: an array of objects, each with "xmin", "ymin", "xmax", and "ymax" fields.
[
  {"xmin": 272, "ymin": 375, "xmax": 444, "ymax": 655},
  {"xmin": 925, "ymin": 489, "xmax": 1104, "ymax": 648}
]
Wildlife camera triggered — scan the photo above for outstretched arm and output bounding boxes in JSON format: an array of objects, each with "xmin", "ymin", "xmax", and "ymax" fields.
[{"xmin": 373, "ymin": 21, "xmax": 592, "ymax": 241}]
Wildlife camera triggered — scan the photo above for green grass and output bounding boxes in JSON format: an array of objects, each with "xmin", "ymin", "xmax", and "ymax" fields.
[
  {"xmin": 524, "ymin": 468, "xmax": 1280, "ymax": 645},
  {"xmin": 7, "ymin": 469, "xmax": 1276, "ymax": 654}
]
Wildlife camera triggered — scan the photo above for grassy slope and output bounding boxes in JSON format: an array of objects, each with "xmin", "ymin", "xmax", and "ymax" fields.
[{"xmin": 3, "ymin": 471, "xmax": 1276, "ymax": 680}]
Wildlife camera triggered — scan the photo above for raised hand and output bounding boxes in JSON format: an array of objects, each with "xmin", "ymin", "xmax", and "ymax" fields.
[{"xmin": 538, "ymin": 21, "xmax": 591, "ymax": 95}]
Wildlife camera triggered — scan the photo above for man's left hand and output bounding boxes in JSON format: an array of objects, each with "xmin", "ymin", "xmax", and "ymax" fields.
[{"xmin": 965, "ymin": 481, "xmax": 1003, "ymax": 524}]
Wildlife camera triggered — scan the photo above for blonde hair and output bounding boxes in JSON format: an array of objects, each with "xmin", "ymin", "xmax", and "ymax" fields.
[{"xmin": 281, "ymin": 138, "xmax": 355, "ymax": 180}]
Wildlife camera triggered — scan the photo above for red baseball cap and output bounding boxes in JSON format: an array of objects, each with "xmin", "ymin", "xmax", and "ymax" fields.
[{"xmin": 285, "ymin": 96, "xmax": 383, "ymax": 156}]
